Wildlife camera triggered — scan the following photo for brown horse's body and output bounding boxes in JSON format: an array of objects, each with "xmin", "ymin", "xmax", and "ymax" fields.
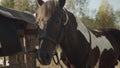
[{"xmin": 36, "ymin": 0, "xmax": 120, "ymax": 68}]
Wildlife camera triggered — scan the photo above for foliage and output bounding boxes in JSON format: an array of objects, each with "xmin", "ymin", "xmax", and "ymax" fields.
[
  {"xmin": 95, "ymin": 0, "xmax": 115, "ymax": 29},
  {"xmin": 80, "ymin": 0, "xmax": 117, "ymax": 30},
  {"xmin": 1, "ymin": 0, "xmax": 14, "ymax": 8},
  {"xmin": 81, "ymin": 16, "xmax": 96, "ymax": 29},
  {"xmin": 66, "ymin": 0, "xmax": 88, "ymax": 16},
  {"xmin": 115, "ymin": 10, "xmax": 120, "ymax": 23},
  {"xmin": 1, "ymin": 0, "xmax": 36, "ymax": 13}
]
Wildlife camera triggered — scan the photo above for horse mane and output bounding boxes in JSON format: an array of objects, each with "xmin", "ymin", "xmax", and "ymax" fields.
[
  {"xmin": 65, "ymin": 10, "xmax": 78, "ymax": 29},
  {"xmin": 101, "ymin": 28, "xmax": 120, "ymax": 41},
  {"xmin": 37, "ymin": 0, "xmax": 78, "ymax": 30}
]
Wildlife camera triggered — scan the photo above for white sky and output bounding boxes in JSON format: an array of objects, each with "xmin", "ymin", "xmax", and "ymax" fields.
[
  {"xmin": 87, "ymin": 0, "xmax": 120, "ymax": 18},
  {"xmin": 89, "ymin": 0, "xmax": 120, "ymax": 11},
  {"xmin": 43, "ymin": 0, "xmax": 120, "ymax": 11}
]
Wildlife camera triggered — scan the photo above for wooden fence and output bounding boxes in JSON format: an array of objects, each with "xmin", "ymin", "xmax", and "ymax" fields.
[{"xmin": 0, "ymin": 23, "xmax": 39, "ymax": 68}]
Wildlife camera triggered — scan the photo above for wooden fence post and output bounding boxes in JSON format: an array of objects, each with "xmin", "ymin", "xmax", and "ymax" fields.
[
  {"xmin": 9, "ymin": 37, "xmax": 25, "ymax": 68},
  {"xmin": 25, "ymin": 23, "xmax": 38, "ymax": 68}
]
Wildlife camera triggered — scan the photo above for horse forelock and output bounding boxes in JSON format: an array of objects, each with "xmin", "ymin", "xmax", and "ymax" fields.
[
  {"xmin": 36, "ymin": 0, "xmax": 60, "ymax": 29},
  {"xmin": 37, "ymin": 1, "xmax": 58, "ymax": 22}
]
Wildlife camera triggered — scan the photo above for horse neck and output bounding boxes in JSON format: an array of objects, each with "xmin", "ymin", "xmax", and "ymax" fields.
[
  {"xmin": 60, "ymin": 19, "xmax": 90, "ymax": 53},
  {"xmin": 60, "ymin": 26, "xmax": 79, "ymax": 54},
  {"xmin": 60, "ymin": 21, "xmax": 91, "ymax": 67},
  {"xmin": 76, "ymin": 18, "xmax": 91, "ymax": 43}
]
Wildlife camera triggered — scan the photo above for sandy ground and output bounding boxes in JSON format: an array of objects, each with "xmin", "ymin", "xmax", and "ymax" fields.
[
  {"xmin": 115, "ymin": 61, "xmax": 120, "ymax": 68},
  {"xmin": 36, "ymin": 59, "xmax": 67, "ymax": 68}
]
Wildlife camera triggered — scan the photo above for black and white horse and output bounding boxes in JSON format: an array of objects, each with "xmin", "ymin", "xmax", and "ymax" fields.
[{"xmin": 36, "ymin": 0, "xmax": 120, "ymax": 68}]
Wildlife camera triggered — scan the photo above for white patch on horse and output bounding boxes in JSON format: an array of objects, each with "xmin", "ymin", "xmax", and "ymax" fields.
[
  {"xmin": 76, "ymin": 18, "xmax": 113, "ymax": 54},
  {"xmin": 77, "ymin": 19, "xmax": 90, "ymax": 43},
  {"xmin": 90, "ymin": 33, "xmax": 113, "ymax": 54},
  {"xmin": 56, "ymin": 45, "xmax": 62, "ymax": 60}
]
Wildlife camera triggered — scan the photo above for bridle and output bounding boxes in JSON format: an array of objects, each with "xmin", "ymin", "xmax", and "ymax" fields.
[
  {"xmin": 37, "ymin": 7, "xmax": 92, "ymax": 67},
  {"xmin": 39, "ymin": 8, "xmax": 69, "ymax": 45},
  {"xmin": 38, "ymin": 8, "xmax": 69, "ymax": 68}
]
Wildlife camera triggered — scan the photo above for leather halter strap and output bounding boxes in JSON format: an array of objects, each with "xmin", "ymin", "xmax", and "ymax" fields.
[
  {"xmin": 63, "ymin": 8, "xmax": 69, "ymax": 26},
  {"xmin": 40, "ymin": 8, "xmax": 69, "ymax": 45}
]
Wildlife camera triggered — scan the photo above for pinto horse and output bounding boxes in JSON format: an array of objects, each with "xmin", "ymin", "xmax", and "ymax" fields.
[{"xmin": 36, "ymin": 0, "xmax": 120, "ymax": 68}]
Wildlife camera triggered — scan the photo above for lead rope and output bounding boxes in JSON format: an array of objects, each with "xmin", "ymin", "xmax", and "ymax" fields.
[
  {"xmin": 53, "ymin": 50, "xmax": 63, "ymax": 68},
  {"xmin": 88, "ymin": 30, "xmax": 91, "ymax": 45}
]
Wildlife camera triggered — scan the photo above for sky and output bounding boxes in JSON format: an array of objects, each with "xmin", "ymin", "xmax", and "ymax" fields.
[
  {"xmin": 42, "ymin": 0, "xmax": 120, "ymax": 18},
  {"xmin": 108, "ymin": 0, "xmax": 120, "ymax": 10},
  {"xmin": 87, "ymin": 0, "xmax": 120, "ymax": 18},
  {"xmin": 88, "ymin": 0, "xmax": 120, "ymax": 11},
  {"xmin": 43, "ymin": 0, "xmax": 120, "ymax": 11}
]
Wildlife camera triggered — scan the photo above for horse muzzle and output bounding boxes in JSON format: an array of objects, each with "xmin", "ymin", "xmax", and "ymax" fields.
[{"xmin": 36, "ymin": 50, "xmax": 52, "ymax": 65}]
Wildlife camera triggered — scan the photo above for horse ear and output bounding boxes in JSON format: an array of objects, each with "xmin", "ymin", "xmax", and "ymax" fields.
[
  {"xmin": 59, "ymin": 0, "xmax": 66, "ymax": 8},
  {"xmin": 36, "ymin": 0, "xmax": 44, "ymax": 6}
]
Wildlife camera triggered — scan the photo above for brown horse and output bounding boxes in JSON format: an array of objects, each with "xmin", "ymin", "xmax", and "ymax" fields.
[{"xmin": 36, "ymin": 0, "xmax": 120, "ymax": 68}]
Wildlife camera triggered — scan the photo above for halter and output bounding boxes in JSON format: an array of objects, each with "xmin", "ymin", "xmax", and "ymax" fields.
[
  {"xmin": 39, "ymin": 8, "xmax": 69, "ymax": 68},
  {"xmin": 63, "ymin": 8, "xmax": 69, "ymax": 26},
  {"xmin": 40, "ymin": 8, "xmax": 69, "ymax": 45}
]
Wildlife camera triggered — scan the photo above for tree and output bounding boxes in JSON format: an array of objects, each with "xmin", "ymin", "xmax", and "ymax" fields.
[
  {"xmin": 1, "ymin": 0, "xmax": 14, "ymax": 8},
  {"xmin": 66, "ymin": 0, "xmax": 88, "ymax": 17},
  {"xmin": 81, "ymin": 16, "xmax": 96, "ymax": 29},
  {"xmin": 14, "ymin": 0, "xmax": 29, "ymax": 11},
  {"xmin": 1, "ymin": 0, "xmax": 36, "ymax": 13},
  {"xmin": 95, "ymin": 0, "xmax": 115, "ymax": 29},
  {"xmin": 114, "ymin": 10, "xmax": 120, "ymax": 29},
  {"xmin": 28, "ymin": 0, "xmax": 37, "ymax": 13},
  {"xmin": 115, "ymin": 10, "xmax": 120, "ymax": 24}
]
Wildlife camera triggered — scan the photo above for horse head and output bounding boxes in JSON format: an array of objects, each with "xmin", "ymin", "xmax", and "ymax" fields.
[{"xmin": 36, "ymin": 0, "xmax": 69, "ymax": 65}]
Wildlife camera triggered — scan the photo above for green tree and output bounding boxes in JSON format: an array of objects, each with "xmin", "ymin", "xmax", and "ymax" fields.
[
  {"xmin": 114, "ymin": 10, "xmax": 120, "ymax": 29},
  {"xmin": 14, "ymin": 0, "xmax": 29, "ymax": 11},
  {"xmin": 1, "ymin": 0, "xmax": 36, "ymax": 13},
  {"xmin": 81, "ymin": 16, "xmax": 96, "ymax": 29},
  {"xmin": 95, "ymin": 0, "xmax": 115, "ymax": 29},
  {"xmin": 1, "ymin": 0, "xmax": 14, "ymax": 8},
  {"xmin": 115, "ymin": 10, "xmax": 120, "ymax": 24},
  {"xmin": 28, "ymin": 0, "xmax": 36, "ymax": 13},
  {"xmin": 66, "ymin": 0, "xmax": 88, "ymax": 17}
]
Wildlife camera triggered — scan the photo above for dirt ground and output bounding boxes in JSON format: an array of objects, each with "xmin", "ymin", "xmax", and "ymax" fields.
[
  {"xmin": 36, "ymin": 59, "xmax": 67, "ymax": 68},
  {"xmin": 115, "ymin": 61, "xmax": 120, "ymax": 68},
  {"xmin": 0, "ymin": 57, "xmax": 120, "ymax": 68}
]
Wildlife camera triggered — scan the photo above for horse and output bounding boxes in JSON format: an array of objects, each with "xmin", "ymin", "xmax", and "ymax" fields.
[{"xmin": 36, "ymin": 0, "xmax": 120, "ymax": 68}]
